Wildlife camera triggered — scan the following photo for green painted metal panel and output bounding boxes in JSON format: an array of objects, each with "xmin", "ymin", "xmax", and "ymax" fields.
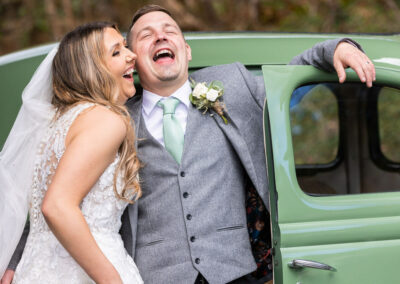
[
  {"xmin": 281, "ymin": 215, "xmax": 400, "ymax": 247},
  {"xmin": 186, "ymin": 33, "xmax": 400, "ymax": 68},
  {"xmin": 262, "ymin": 65, "xmax": 400, "ymax": 284},
  {"xmin": 0, "ymin": 56, "xmax": 46, "ymax": 147},
  {"xmin": 281, "ymin": 239, "xmax": 400, "ymax": 283}
]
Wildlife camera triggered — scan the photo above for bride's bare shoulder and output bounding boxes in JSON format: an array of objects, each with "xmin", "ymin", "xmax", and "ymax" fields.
[{"xmin": 66, "ymin": 104, "xmax": 126, "ymax": 147}]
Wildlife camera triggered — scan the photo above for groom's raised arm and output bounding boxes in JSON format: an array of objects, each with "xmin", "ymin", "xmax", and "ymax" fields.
[
  {"xmin": 236, "ymin": 38, "xmax": 375, "ymax": 108},
  {"xmin": 289, "ymin": 38, "xmax": 375, "ymax": 87}
]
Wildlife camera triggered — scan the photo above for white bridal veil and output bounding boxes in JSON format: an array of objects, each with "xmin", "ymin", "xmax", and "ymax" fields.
[{"xmin": 0, "ymin": 48, "xmax": 57, "ymax": 276}]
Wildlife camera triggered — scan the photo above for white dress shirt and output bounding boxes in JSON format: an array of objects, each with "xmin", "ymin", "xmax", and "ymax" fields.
[{"xmin": 141, "ymin": 80, "xmax": 192, "ymax": 147}]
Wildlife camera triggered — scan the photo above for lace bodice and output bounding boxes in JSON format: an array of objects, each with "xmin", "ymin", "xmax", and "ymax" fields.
[
  {"xmin": 13, "ymin": 103, "xmax": 142, "ymax": 283},
  {"xmin": 30, "ymin": 103, "xmax": 130, "ymax": 234}
]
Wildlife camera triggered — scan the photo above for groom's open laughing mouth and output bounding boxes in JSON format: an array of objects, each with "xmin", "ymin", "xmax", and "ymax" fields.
[{"xmin": 153, "ymin": 48, "xmax": 175, "ymax": 64}]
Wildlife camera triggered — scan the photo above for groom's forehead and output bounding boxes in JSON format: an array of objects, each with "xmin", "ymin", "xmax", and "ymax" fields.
[{"xmin": 132, "ymin": 11, "xmax": 181, "ymax": 34}]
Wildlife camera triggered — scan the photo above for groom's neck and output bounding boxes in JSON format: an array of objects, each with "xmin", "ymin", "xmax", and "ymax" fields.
[{"xmin": 143, "ymin": 79, "xmax": 189, "ymax": 97}]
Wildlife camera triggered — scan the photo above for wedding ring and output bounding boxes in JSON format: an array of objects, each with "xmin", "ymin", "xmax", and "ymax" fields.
[{"xmin": 366, "ymin": 61, "xmax": 370, "ymax": 64}]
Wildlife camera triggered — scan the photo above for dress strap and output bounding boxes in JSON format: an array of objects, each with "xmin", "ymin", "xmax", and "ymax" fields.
[
  {"xmin": 56, "ymin": 103, "xmax": 96, "ymax": 137},
  {"xmin": 50, "ymin": 102, "xmax": 97, "ymax": 156},
  {"xmin": 61, "ymin": 102, "xmax": 96, "ymax": 131}
]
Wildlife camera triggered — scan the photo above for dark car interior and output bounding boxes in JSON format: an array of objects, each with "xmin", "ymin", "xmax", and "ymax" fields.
[{"xmin": 291, "ymin": 82, "xmax": 400, "ymax": 196}]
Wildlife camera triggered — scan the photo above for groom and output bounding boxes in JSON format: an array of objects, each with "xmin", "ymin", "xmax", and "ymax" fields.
[
  {"xmin": 3, "ymin": 4, "xmax": 375, "ymax": 284},
  {"xmin": 120, "ymin": 4, "xmax": 374, "ymax": 284}
]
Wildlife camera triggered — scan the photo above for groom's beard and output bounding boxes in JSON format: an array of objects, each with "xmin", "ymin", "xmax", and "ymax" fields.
[{"xmin": 156, "ymin": 68, "xmax": 180, "ymax": 82}]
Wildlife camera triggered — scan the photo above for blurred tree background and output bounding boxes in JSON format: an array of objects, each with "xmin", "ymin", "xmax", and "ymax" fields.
[{"xmin": 1, "ymin": 0, "xmax": 400, "ymax": 55}]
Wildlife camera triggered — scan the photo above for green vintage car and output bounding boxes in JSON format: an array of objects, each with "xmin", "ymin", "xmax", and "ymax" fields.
[{"xmin": 1, "ymin": 33, "xmax": 400, "ymax": 283}]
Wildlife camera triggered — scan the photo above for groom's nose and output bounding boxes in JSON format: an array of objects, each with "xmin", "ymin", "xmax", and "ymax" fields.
[{"xmin": 155, "ymin": 31, "xmax": 167, "ymax": 43}]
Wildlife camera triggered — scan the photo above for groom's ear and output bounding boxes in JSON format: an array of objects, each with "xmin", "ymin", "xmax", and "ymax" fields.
[{"xmin": 185, "ymin": 42, "xmax": 192, "ymax": 61}]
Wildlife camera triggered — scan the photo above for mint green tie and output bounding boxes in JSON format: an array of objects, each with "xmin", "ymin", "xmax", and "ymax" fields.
[{"xmin": 157, "ymin": 97, "xmax": 184, "ymax": 163}]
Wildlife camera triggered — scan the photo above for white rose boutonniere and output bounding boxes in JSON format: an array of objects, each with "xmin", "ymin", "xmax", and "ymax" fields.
[
  {"xmin": 192, "ymin": 82, "xmax": 208, "ymax": 98},
  {"xmin": 189, "ymin": 79, "xmax": 228, "ymax": 124},
  {"xmin": 206, "ymin": 89, "xmax": 219, "ymax": 102}
]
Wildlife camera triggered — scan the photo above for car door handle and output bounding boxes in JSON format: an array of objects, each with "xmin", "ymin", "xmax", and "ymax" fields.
[{"xmin": 288, "ymin": 259, "xmax": 336, "ymax": 271}]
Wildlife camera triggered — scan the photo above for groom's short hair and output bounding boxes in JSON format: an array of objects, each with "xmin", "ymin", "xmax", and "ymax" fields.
[
  {"xmin": 127, "ymin": 4, "xmax": 176, "ymax": 48},
  {"xmin": 130, "ymin": 4, "xmax": 172, "ymax": 28}
]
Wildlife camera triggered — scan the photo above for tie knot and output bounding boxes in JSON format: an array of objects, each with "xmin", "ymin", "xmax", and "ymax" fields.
[{"xmin": 157, "ymin": 97, "xmax": 180, "ymax": 115}]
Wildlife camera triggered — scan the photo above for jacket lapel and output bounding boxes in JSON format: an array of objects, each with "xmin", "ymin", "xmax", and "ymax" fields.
[
  {"xmin": 126, "ymin": 95, "xmax": 143, "ymax": 149},
  {"xmin": 180, "ymin": 98, "xmax": 199, "ymax": 155},
  {"xmin": 210, "ymin": 109, "xmax": 261, "ymax": 202},
  {"xmin": 183, "ymin": 82, "xmax": 261, "ymax": 204},
  {"xmin": 124, "ymin": 95, "xmax": 143, "ymax": 258}
]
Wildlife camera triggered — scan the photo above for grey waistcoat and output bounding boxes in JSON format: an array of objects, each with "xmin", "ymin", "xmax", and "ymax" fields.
[{"xmin": 134, "ymin": 99, "xmax": 256, "ymax": 284}]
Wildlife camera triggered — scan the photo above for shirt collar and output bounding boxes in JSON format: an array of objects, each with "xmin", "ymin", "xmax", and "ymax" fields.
[{"xmin": 142, "ymin": 80, "xmax": 191, "ymax": 115}]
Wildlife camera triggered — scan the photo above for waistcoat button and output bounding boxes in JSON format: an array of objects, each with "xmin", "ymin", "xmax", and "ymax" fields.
[
  {"xmin": 186, "ymin": 214, "xmax": 192, "ymax": 220},
  {"xmin": 180, "ymin": 171, "xmax": 185, "ymax": 177},
  {"xmin": 195, "ymin": 258, "xmax": 200, "ymax": 264},
  {"xmin": 183, "ymin": 192, "xmax": 189, "ymax": 198},
  {"xmin": 190, "ymin": 236, "xmax": 196, "ymax": 242}
]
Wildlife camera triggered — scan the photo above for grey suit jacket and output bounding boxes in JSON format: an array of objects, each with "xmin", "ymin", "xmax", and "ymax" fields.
[
  {"xmin": 120, "ymin": 36, "xmax": 348, "ymax": 252},
  {"xmin": 118, "ymin": 38, "xmax": 350, "ymax": 283},
  {"xmin": 124, "ymin": 63, "xmax": 267, "ymax": 283}
]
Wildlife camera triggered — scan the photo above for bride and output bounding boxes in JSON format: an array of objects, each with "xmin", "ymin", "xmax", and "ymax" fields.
[{"xmin": 0, "ymin": 22, "xmax": 143, "ymax": 283}]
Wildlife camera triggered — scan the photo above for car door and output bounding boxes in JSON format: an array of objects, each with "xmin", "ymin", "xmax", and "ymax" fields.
[{"xmin": 262, "ymin": 65, "xmax": 400, "ymax": 284}]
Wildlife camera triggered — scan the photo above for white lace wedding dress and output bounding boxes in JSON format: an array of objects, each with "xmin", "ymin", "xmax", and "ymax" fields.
[{"xmin": 12, "ymin": 103, "xmax": 143, "ymax": 284}]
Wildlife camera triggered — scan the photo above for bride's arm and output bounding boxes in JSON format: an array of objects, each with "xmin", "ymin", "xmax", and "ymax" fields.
[{"xmin": 41, "ymin": 106, "xmax": 126, "ymax": 284}]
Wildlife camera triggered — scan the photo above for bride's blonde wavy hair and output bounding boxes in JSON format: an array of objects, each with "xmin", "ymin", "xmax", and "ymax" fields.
[{"xmin": 51, "ymin": 22, "xmax": 141, "ymax": 203}]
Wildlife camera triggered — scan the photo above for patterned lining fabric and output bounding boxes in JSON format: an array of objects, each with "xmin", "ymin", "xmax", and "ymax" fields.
[{"xmin": 245, "ymin": 180, "xmax": 273, "ymax": 279}]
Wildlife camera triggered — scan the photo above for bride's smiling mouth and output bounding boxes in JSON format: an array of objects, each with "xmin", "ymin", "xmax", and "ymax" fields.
[{"xmin": 122, "ymin": 67, "xmax": 135, "ymax": 82}]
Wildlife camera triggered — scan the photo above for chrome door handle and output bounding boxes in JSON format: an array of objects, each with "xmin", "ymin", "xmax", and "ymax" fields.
[{"xmin": 288, "ymin": 259, "xmax": 336, "ymax": 271}]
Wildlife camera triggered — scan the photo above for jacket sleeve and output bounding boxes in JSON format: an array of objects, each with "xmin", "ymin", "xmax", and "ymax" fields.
[
  {"xmin": 7, "ymin": 219, "xmax": 29, "ymax": 270},
  {"xmin": 234, "ymin": 62, "xmax": 266, "ymax": 110},
  {"xmin": 119, "ymin": 203, "xmax": 138, "ymax": 258},
  {"xmin": 289, "ymin": 38, "xmax": 363, "ymax": 72},
  {"xmin": 234, "ymin": 38, "xmax": 363, "ymax": 107}
]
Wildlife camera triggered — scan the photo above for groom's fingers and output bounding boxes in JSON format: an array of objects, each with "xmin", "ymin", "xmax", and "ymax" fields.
[
  {"xmin": 0, "ymin": 270, "xmax": 15, "ymax": 284},
  {"xmin": 334, "ymin": 60, "xmax": 346, "ymax": 84},
  {"xmin": 351, "ymin": 55, "xmax": 368, "ymax": 85},
  {"xmin": 361, "ymin": 52, "xmax": 376, "ymax": 87},
  {"xmin": 353, "ymin": 51, "xmax": 375, "ymax": 88},
  {"xmin": 362, "ymin": 61, "xmax": 374, "ymax": 88}
]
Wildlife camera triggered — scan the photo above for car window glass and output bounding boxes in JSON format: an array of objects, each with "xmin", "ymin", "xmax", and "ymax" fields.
[
  {"xmin": 290, "ymin": 83, "xmax": 400, "ymax": 196},
  {"xmin": 290, "ymin": 84, "xmax": 339, "ymax": 165},
  {"xmin": 378, "ymin": 87, "xmax": 400, "ymax": 163}
]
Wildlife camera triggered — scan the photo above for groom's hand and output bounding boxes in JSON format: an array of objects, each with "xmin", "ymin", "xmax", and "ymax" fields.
[
  {"xmin": 333, "ymin": 41, "xmax": 376, "ymax": 88},
  {"xmin": 0, "ymin": 269, "xmax": 14, "ymax": 284}
]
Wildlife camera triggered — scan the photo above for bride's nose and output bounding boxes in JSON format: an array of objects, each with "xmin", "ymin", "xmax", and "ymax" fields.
[{"xmin": 126, "ymin": 51, "xmax": 137, "ymax": 63}]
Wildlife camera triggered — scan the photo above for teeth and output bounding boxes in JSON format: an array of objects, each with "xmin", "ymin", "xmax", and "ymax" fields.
[
  {"xmin": 153, "ymin": 49, "xmax": 174, "ymax": 61},
  {"xmin": 156, "ymin": 49, "xmax": 172, "ymax": 57},
  {"xmin": 123, "ymin": 68, "xmax": 134, "ymax": 76}
]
